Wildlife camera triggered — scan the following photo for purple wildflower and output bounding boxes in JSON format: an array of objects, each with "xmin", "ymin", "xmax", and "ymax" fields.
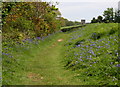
[
  {"xmin": 90, "ymin": 44, "xmax": 96, "ymax": 46},
  {"xmin": 110, "ymin": 62, "xmax": 113, "ymax": 65},
  {"xmin": 116, "ymin": 64, "xmax": 120, "ymax": 67},
  {"xmin": 97, "ymin": 46, "xmax": 104, "ymax": 48},
  {"xmin": 93, "ymin": 62, "xmax": 96, "ymax": 64},
  {"xmin": 79, "ymin": 58, "xmax": 83, "ymax": 61},
  {"xmin": 2, "ymin": 53, "xmax": 10, "ymax": 55},
  {"xmin": 77, "ymin": 44, "xmax": 81, "ymax": 47},
  {"xmin": 36, "ymin": 37, "xmax": 41, "ymax": 40}
]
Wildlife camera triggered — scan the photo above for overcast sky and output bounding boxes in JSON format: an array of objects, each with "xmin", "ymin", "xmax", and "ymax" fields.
[
  {"xmin": 43, "ymin": 0, "xmax": 119, "ymax": 22},
  {"xmin": 3, "ymin": 0, "xmax": 119, "ymax": 22}
]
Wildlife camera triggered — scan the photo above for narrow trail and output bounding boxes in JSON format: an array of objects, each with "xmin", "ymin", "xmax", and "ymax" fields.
[{"xmin": 23, "ymin": 34, "xmax": 82, "ymax": 85}]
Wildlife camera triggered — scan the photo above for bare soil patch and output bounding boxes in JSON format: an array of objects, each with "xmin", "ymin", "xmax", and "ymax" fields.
[
  {"xmin": 27, "ymin": 72, "xmax": 43, "ymax": 81},
  {"xmin": 57, "ymin": 39, "xmax": 63, "ymax": 42}
]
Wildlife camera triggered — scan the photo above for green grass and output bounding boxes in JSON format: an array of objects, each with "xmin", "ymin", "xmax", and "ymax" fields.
[
  {"xmin": 63, "ymin": 23, "xmax": 119, "ymax": 85},
  {"xmin": 2, "ymin": 23, "xmax": 119, "ymax": 85},
  {"xmin": 60, "ymin": 24, "xmax": 83, "ymax": 30},
  {"xmin": 2, "ymin": 32, "xmax": 82, "ymax": 85}
]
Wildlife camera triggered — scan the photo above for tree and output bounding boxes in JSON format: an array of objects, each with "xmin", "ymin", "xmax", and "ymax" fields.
[
  {"xmin": 97, "ymin": 16, "xmax": 103, "ymax": 23},
  {"xmin": 114, "ymin": 9, "xmax": 120, "ymax": 23},
  {"xmin": 103, "ymin": 8, "xmax": 114, "ymax": 23},
  {"xmin": 91, "ymin": 17, "xmax": 98, "ymax": 23}
]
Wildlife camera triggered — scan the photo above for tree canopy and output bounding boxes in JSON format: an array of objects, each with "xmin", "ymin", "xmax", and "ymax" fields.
[{"xmin": 91, "ymin": 8, "xmax": 120, "ymax": 23}]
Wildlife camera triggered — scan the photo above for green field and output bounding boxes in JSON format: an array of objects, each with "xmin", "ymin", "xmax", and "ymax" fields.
[{"xmin": 2, "ymin": 23, "xmax": 119, "ymax": 85}]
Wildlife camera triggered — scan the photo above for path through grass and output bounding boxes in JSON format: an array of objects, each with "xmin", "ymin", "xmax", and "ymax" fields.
[
  {"xmin": 3, "ymin": 23, "xmax": 118, "ymax": 85},
  {"xmin": 22, "ymin": 32, "xmax": 83, "ymax": 85},
  {"xmin": 24, "ymin": 36, "xmax": 81, "ymax": 85},
  {"xmin": 4, "ymin": 31, "xmax": 82, "ymax": 85}
]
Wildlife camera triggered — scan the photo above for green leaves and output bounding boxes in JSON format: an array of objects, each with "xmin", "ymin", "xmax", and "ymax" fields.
[{"xmin": 2, "ymin": 2, "xmax": 61, "ymax": 41}]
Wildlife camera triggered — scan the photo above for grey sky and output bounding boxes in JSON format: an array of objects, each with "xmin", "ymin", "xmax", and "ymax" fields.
[{"xmin": 43, "ymin": 0, "xmax": 119, "ymax": 22}]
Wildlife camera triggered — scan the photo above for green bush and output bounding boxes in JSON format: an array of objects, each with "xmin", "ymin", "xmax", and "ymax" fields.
[{"xmin": 10, "ymin": 17, "xmax": 34, "ymax": 32}]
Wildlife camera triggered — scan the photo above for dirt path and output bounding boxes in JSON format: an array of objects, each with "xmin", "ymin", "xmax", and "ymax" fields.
[{"xmin": 57, "ymin": 39, "xmax": 63, "ymax": 42}]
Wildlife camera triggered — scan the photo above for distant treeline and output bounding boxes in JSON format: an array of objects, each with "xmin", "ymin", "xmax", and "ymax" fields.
[
  {"xmin": 2, "ymin": 2, "xmax": 80, "ymax": 43},
  {"xmin": 59, "ymin": 17, "xmax": 80, "ymax": 27},
  {"xmin": 91, "ymin": 8, "xmax": 120, "ymax": 23}
]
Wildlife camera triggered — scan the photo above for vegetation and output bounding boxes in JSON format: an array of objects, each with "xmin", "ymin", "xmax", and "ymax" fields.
[
  {"xmin": 2, "ymin": 23, "xmax": 119, "ymax": 85},
  {"xmin": 2, "ymin": 1, "xmax": 119, "ymax": 86},
  {"xmin": 63, "ymin": 23, "xmax": 119, "ymax": 85},
  {"xmin": 91, "ymin": 8, "xmax": 120, "ymax": 23},
  {"xmin": 2, "ymin": 2, "xmax": 80, "ymax": 45},
  {"xmin": 2, "ymin": 2, "xmax": 61, "ymax": 43},
  {"xmin": 61, "ymin": 25, "xmax": 83, "ymax": 32},
  {"xmin": 60, "ymin": 17, "xmax": 81, "ymax": 27}
]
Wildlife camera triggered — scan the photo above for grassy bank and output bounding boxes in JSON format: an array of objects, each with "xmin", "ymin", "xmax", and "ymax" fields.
[{"xmin": 63, "ymin": 23, "xmax": 119, "ymax": 85}]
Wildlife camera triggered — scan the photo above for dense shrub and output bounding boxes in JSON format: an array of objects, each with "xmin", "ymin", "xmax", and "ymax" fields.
[{"xmin": 2, "ymin": 2, "xmax": 61, "ymax": 43}]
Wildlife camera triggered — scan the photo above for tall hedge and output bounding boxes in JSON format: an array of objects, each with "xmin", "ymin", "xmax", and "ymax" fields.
[{"xmin": 2, "ymin": 2, "xmax": 61, "ymax": 42}]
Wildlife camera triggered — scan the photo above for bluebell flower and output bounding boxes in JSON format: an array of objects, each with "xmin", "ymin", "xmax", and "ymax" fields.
[
  {"xmin": 36, "ymin": 37, "xmax": 41, "ymax": 40},
  {"xmin": 90, "ymin": 55, "xmax": 92, "ymax": 58},
  {"xmin": 2, "ymin": 53, "xmax": 10, "ymax": 55},
  {"xmin": 97, "ymin": 46, "xmax": 103, "ymax": 48},
  {"xmin": 3, "ymin": 48, "xmax": 8, "ymax": 50},
  {"xmin": 110, "ymin": 62, "xmax": 113, "ymax": 65},
  {"xmin": 108, "ymin": 41, "xmax": 110, "ymax": 43},
  {"xmin": 77, "ymin": 44, "xmax": 81, "ymax": 47},
  {"xmin": 93, "ymin": 62, "xmax": 96, "ymax": 64},
  {"xmin": 74, "ymin": 53, "xmax": 78, "ymax": 56},
  {"xmin": 79, "ymin": 58, "xmax": 83, "ymax": 61},
  {"xmin": 116, "ymin": 64, "xmax": 120, "ymax": 67},
  {"xmin": 90, "ymin": 44, "xmax": 96, "ymax": 46}
]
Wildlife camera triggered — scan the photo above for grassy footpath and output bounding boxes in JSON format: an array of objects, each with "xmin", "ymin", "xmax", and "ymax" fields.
[
  {"xmin": 20, "ymin": 32, "xmax": 83, "ymax": 85},
  {"xmin": 3, "ymin": 31, "xmax": 83, "ymax": 85},
  {"xmin": 3, "ymin": 23, "xmax": 119, "ymax": 85},
  {"xmin": 23, "ymin": 36, "xmax": 82, "ymax": 85}
]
